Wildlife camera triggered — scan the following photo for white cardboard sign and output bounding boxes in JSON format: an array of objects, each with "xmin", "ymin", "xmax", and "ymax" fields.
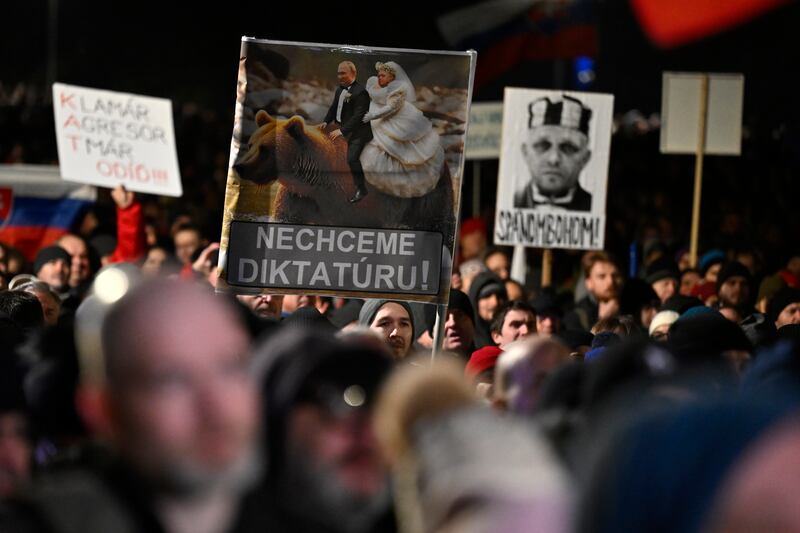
[
  {"xmin": 660, "ymin": 72, "xmax": 744, "ymax": 156},
  {"xmin": 494, "ymin": 87, "xmax": 614, "ymax": 250},
  {"xmin": 465, "ymin": 102, "xmax": 503, "ymax": 160},
  {"xmin": 52, "ymin": 83, "xmax": 183, "ymax": 196}
]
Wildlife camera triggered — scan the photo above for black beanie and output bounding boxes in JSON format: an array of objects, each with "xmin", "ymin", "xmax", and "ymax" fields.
[
  {"xmin": 424, "ymin": 289, "xmax": 475, "ymax": 335},
  {"xmin": 644, "ymin": 256, "xmax": 680, "ymax": 285},
  {"xmin": 715, "ymin": 261, "xmax": 751, "ymax": 293},
  {"xmin": 33, "ymin": 245, "xmax": 71, "ymax": 275},
  {"xmin": 662, "ymin": 294, "xmax": 704, "ymax": 315},
  {"xmin": 767, "ymin": 287, "xmax": 800, "ymax": 322},
  {"xmin": 556, "ymin": 329, "xmax": 594, "ymax": 350},
  {"xmin": 282, "ymin": 306, "xmax": 336, "ymax": 335},
  {"xmin": 668, "ymin": 312, "xmax": 752, "ymax": 364},
  {"xmin": 328, "ymin": 299, "xmax": 364, "ymax": 329},
  {"xmin": 530, "ymin": 289, "xmax": 562, "ymax": 317}
]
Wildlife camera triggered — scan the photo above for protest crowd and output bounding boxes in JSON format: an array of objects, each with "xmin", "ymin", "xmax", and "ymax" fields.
[
  {"xmin": 2, "ymin": 119, "xmax": 800, "ymax": 531},
  {"xmin": 3, "ymin": 4, "xmax": 800, "ymax": 531}
]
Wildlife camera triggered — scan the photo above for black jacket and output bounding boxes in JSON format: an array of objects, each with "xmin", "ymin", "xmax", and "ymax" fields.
[
  {"xmin": 323, "ymin": 81, "xmax": 373, "ymax": 144},
  {"xmin": 513, "ymin": 183, "xmax": 593, "ymax": 212}
]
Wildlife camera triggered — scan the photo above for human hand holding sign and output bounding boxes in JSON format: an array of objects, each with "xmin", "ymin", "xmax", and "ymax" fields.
[
  {"xmin": 193, "ymin": 242, "xmax": 221, "ymax": 276},
  {"xmin": 111, "ymin": 184, "xmax": 135, "ymax": 209}
]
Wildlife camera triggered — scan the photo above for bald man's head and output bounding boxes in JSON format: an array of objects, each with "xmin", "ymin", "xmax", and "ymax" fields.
[{"xmin": 99, "ymin": 280, "xmax": 259, "ymax": 495}]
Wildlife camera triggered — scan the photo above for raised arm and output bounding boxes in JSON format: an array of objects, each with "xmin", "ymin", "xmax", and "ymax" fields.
[
  {"xmin": 362, "ymin": 85, "xmax": 405, "ymax": 122},
  {"xmin": 108, "ymin": 185, "xmax": 146, "ymax": 264}
]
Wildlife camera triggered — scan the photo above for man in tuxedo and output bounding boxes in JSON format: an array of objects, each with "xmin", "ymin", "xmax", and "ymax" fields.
[
  {"xmin": 322, "ymin": 61, "xmax": 373, "ymax": 203},
  {"xmin": 513, "ymin": 95, "xmax": 593, "ymax": 211}
]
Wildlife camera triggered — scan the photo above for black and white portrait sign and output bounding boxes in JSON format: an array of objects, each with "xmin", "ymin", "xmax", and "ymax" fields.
[{"xmin": 494, "ymin": 88, "xmax": 613, "ymax": 250}]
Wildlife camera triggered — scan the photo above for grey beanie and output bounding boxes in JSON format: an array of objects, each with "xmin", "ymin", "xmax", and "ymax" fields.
[{"xmin": 358, "ymin": 299, "xmax": 417, "ymax": 340}]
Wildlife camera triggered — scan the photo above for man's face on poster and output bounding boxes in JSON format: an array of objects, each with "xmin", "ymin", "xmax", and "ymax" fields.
[{"xmin": 521, "ymin": 125, "xmax": 591, "ymax": 198}]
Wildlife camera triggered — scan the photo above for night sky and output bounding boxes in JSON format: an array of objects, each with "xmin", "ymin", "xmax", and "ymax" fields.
[{"xmin": 4, "ymin": 0, "xmax": 798, "ymax": 120}]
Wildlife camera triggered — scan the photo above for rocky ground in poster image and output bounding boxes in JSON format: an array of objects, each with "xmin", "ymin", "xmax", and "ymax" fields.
[{"xmin": 233, "ymin": 77, "xmax": 469, "ymax": 197}]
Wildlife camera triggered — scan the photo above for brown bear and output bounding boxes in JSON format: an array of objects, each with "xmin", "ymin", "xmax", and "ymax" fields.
[{"xmin": 233, "ymin": 110, "xmax": 455, "ymax": 249}]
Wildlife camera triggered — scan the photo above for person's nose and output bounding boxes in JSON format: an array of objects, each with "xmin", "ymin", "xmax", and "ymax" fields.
[
  {"xmin": 445, "ymin": 313, "xmax": 456, "ymax": 329},
  {"xmin": 546, "ymin": 146, "xmax": 561, "ymax": 166},
  {"xmin": 519, "ymin": 324, "xmax": 530, "ymax": 336}
]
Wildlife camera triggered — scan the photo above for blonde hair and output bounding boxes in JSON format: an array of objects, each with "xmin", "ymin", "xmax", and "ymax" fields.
[
  {"xmin": 374, "ymin": 360, "xmax": 475, "ymax": 466},
  {"xmin": 375, "ymin": 61, "xmax": 396, "ymax": 77},
  {"xmin": 339, "ymin": 60, "xmax": 356, "ymax": 75}
]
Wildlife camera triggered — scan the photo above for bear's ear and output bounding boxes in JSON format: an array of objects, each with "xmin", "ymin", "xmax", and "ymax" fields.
[
  {"xmin": 255, "ymin": 110, "xmax": 273, "ymax": 127},
  {"xmin": 285, "ymin": 116, "xmax": 305, "ymax": 140}
]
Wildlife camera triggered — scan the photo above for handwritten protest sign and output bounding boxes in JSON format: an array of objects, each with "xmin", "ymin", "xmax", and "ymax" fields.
[
  {"xmin": 52, "ymin": 83, "xmax": 182, "ymax": 197},
  {"xmin": 494, "ymin": 87, "xmax": 613, "ymax": 251},
  {"xmin": 216, "ymin": 39, "xmax": 476, "ymax": 304}
]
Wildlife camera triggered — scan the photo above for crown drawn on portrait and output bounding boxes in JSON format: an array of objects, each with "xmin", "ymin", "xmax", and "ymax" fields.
[
  {"xmin": 375, "ymin": 61, "xmax": 397, "ymax": 76},
  {"xmin": 528, "ymin": 94, "xmax": 592, "ymax": 135}
]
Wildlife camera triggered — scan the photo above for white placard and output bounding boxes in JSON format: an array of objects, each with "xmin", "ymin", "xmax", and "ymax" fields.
[
  {"xmin": 494, "ymin": 87, "xmax": 613, "ymax": 250},
  {"xmin": 465, "ymin": 102, "xmax": 503, "ymax": 160},
  {"xmin": 660, "ymin": 72, "xmax": 744, "ymax": 156},
  {"xmin": 52, "ymin": 83, "xmax": 183, "ymax": 196}
]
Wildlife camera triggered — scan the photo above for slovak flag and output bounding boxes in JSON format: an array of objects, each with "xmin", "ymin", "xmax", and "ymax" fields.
[
  {"xmin": 0, "ymin": 165, "xmax": 96, "ymax": 260},
  {"xmin": 437, "ymin": 0, "xmax": 597, "ymax": 90}
]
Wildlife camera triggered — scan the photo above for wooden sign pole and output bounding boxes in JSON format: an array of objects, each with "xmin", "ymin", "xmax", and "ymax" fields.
[
  {"xmin": 430, "ymin": 303, "xmax": 447, "ymax": 363},
  {"xmin": 689, "ymin": 74, "xmax": 709, "ymax": 268},
  {"xmin": 541, "ymin": 249, "xmax": 553, "ymax": 287}
]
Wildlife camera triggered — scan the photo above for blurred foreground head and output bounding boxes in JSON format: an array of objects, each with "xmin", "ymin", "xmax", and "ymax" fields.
[
  {"xmin": 375, "ymin": 361, "xmax": 573, "ymax": 533},
  {"xmin": 493, "ymin": 337, "xmax": 570, "ymax": 415},
  {"xmin": 577, "ymin": 396, "xmax": 800, "ymax": 533},
  {"xmin": 89, "ymin": 278, "xmax": 259, "ymax": 496},
  {"xmin": 256, "ymin": 329, "xmax": 394, "ymax": 530}
]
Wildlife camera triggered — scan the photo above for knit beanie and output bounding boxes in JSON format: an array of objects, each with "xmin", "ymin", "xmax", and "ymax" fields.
[
  {"xmin": 465, "ymin": 346, "xmax": 503, "ymax": 379},
  {"xmin": 282, "ymin": 306, "xmax": 336, "ymax": 335},
  {"xmin": 669, "ymin": 312, "xmax": 752, "ymax": 364},
  {"xmin": 648, "ymin": 310, "xmax": 680, "ymax": 336},
  {"xmin": 358, "ymin": 299, "xmax": 416, "ymax": 341},
  {"xmin": 715, "ymin": 261, "xmax": 751, "ymax": 293},
  {"xmin": 767, "ymin": 287, "xmax": 800, "ymax": 322},
  {"xmin": 644, "ymin": 256, "xmax": 680, "ymax": 285},
  {"xmin": 698, "ymin": 249, "xmax": 725, "ymax": 276},
  {"xmin": 33, "ymin": 246, "xmax": 71, "ymax": 276}
]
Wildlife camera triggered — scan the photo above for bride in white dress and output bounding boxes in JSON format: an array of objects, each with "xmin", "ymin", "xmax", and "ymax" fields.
[{"xmin": 360, "ymin": 61, "xmax": 445, "ymax": 198}]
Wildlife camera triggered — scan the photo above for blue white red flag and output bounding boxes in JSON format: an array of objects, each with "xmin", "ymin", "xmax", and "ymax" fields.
[
  {"xmin": 0, "ymin": 165, "xmax": 96, "ymax": 260},
  {"xmin": 437, "ymin": 0, "xmax": 597, "ymax": 89}
]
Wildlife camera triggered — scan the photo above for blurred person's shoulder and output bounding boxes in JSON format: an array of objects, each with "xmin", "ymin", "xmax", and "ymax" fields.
[{"xmin": 3, "ymin": 445, "xmax": 163, "ymax": 533}]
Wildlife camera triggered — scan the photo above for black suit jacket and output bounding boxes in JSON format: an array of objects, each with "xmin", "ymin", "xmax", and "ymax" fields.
[
  {"xmin": 513, "ymin": 183, "xmax": 593, "ymax": 212},
  {"xmin": 324, "ymin": 81, "xmax": 373, "ymax": 144}
]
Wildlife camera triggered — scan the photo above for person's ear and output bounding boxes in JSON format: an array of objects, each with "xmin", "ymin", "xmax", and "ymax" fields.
[
  {"xmin": 581, "ymin": 149, "xmax": 592, "ymax": 168},
  {"xmin": 491, "ymin": 330, "xmax": 503, "ymax": 345}
]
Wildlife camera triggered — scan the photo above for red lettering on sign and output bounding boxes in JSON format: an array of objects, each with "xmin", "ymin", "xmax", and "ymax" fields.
[
  {"xmin": 66, "ymin": 135, "xmax": 81, "ymax": 151},
  {"xmin": 63, "ymin": 115, "xmax": 81, "ymax": 129},
  {"xmin": 59, "ymin": 92, "xmax": 76, "ymax": 110},
  {"xmin": 95, "ymin": 160, "xmax": 169, "ymax": 186}
]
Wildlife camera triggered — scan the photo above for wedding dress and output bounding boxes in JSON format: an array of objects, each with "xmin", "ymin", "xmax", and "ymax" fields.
[{"xmin": 360, "ymin": 62, "xmax": 445, "ymax": 198}]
